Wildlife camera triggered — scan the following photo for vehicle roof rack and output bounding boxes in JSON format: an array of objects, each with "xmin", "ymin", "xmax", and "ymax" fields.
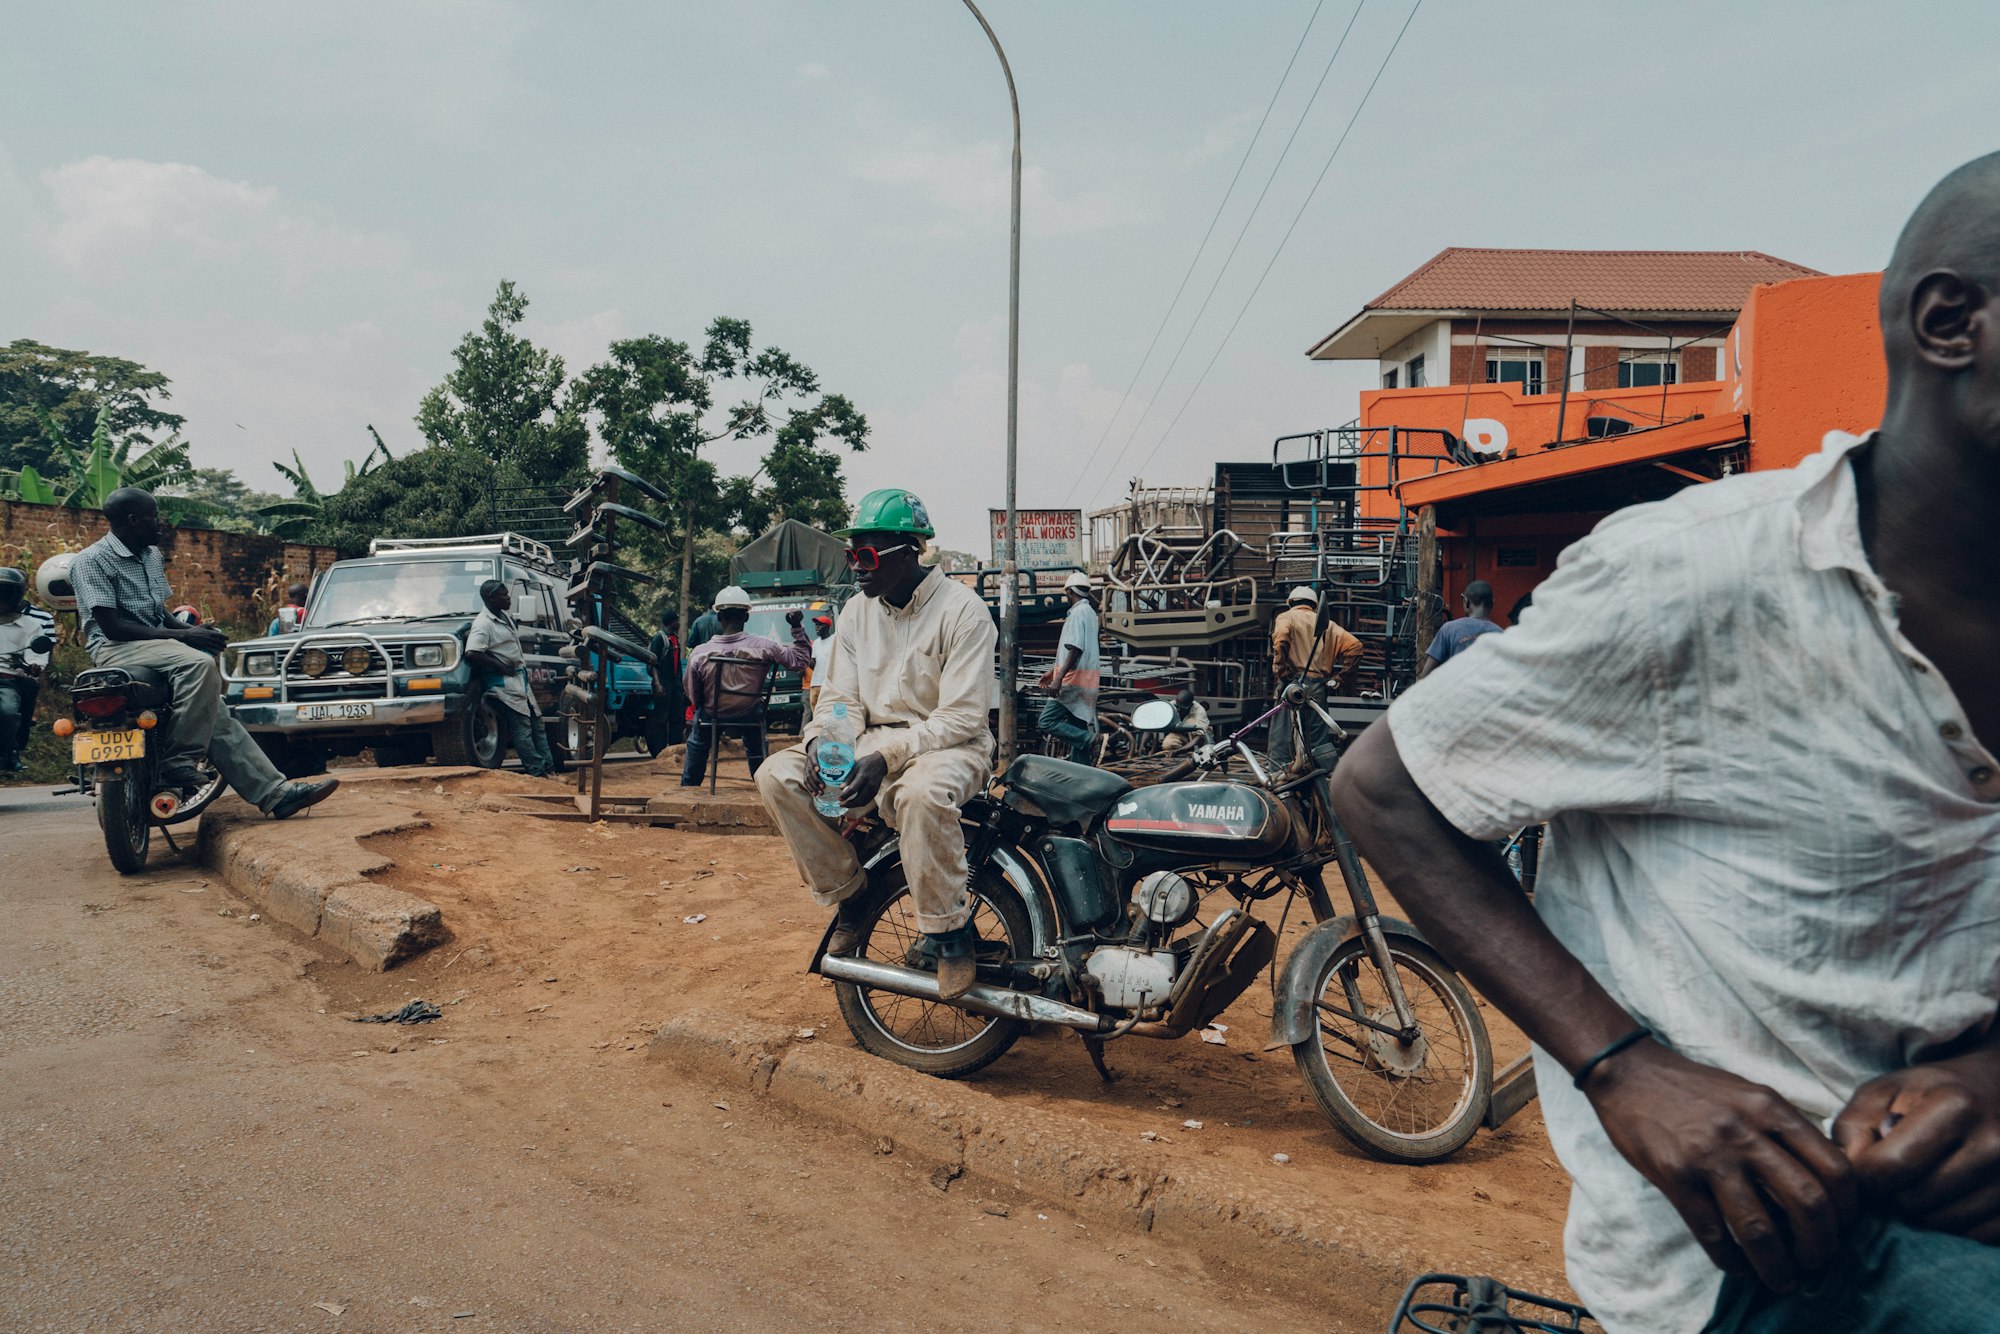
[{"xmin": 367, "ymin": 532, "xmax": 558, "ymax": 569}]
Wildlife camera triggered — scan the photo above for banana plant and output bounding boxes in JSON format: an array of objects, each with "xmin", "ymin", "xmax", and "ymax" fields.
[
  {"xmin": 258, "ymin": 425, "xmax": 393, "ymax": 539},
  {"xmin": 33, "ymin": 405, "xmax": 220, "ymax": 520}
]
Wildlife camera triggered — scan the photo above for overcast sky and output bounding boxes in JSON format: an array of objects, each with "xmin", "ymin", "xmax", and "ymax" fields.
[{"xmin": 6, "ymin": 1, "xmax": 2000, "ymax": 551}]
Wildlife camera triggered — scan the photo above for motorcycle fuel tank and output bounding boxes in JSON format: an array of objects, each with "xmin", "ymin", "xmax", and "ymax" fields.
[{"xmin": 1102, "ymin": 781, "xmax": 1295, "ymax": 861}]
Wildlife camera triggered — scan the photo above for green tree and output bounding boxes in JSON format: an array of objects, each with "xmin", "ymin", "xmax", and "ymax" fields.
[
  {"xmin": 0, "ymin": 339, "xmax": 186, "ymax": 476},
  {"xmin": 313, "ymin": 445, "xmax": 495, "ymax": 558},
  {"xmin": 578, "ymin": 317, "xmax": 867, "ymax": 622},
  {"xmin": 416, "ymin": 281, "xmax": 589, "ymax": 505},
  {"xmin": 159, "ymin": 467, "xmax": 288, "ymax": 533},
  {"xmin": 257, "ymin": 426, "xmax": 393, "ymax": 541}
]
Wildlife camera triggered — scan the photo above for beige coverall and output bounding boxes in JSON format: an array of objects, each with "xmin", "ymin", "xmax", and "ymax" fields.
[{"xmin": 756, "ymin": 568, "xmax": 997, "ymax": 934}]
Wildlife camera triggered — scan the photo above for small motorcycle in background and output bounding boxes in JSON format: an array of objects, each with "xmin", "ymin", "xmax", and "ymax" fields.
[{"xmin": 58, "ymin": 664, "xmax": 223, "ymax": 874}]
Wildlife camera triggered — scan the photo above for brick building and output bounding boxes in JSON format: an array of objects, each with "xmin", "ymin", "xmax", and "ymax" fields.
[
  {"xmin": 1306, "ymin": 247, "xmax": 1822, "ymax": 400},
  {"xmin": 0, "ymin": 500, "xmax": 336, "ymax": 632}
]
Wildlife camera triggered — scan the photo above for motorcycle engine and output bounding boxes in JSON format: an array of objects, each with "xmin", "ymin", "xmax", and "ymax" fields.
[{"xmin": 1084, "ymin": 947, "xmax": 1179, "ymax": 1012}]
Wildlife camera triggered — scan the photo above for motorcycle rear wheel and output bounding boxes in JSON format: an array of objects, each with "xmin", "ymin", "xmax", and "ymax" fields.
[
  {"xmin": 832, "ymin": 865, "xmax": 1034, "ymax": 1079},
  {"xmin": 98, "ymin": 767, "xmax": 152, "ymax": 875},
  {"xmin": 1292, "ymin": 935, "xmax": 1492, "ymax": 1163}
]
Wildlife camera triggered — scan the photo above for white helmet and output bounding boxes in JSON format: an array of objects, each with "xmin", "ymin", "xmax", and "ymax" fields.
[
  {"xmin": 712, "ymin": 586, "xmax": 753, "ymax": 610},
  {"xmin": 36, "ymin": 552, "xmax": 78, "ymax": 612},
  {"xmin": 1287, "ymin": 586, "xmax": 1319, "ymax": 606},
  {"xmin": 1062, "ymin": 570, "xmax": 1094, "ymax": 593}
]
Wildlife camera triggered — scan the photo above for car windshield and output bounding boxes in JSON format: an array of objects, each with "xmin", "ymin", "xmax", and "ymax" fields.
[
  {"xmin": 309, "ymin": 558, "xmax": 495, "ymax": 626},
  {"xmin": 744, "ymin": 607, "xmax": 804, "ymax": 643}
]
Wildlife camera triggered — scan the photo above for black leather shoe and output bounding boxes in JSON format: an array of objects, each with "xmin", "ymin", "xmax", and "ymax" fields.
[
  {"xmin": 267, "ymin": 777, "xmax": 339, "ymax": 819},
  {"xmin": 826, "ymin": 900, "xmax": 868, "ymax": 956},
  {"xmin": 929, "ymin": 924, "xmax": 984, "ymax": 1002}
]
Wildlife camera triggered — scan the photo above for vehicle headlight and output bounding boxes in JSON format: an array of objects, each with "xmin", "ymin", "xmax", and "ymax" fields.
[
  {"xmin": 242, "ymin": 653, "xmax": 277, "ymax": 678},
  {"xmin": 411, "ymin": 643, "xmax": 446, "ymax": 668},
  {"xmin": 299, "ymin": 648, "xmax": 329, "ymax": 677},
  {"xmin": 341, "ymin": 646, "xmax": 372, "ymax": 675}
]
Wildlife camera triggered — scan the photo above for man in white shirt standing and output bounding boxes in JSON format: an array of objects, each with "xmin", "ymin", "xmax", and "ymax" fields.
[
  {"xmin": 756, "ymin": 488, "xmax": 997, "ymax": 1000},
  {"xmin": 1330, "ymin": 155, "xmax": 2000, "ymax": 1333}
]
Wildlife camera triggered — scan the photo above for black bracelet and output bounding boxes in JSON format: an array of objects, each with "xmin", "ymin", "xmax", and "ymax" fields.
[{"xmin": 1571, "ymin": 1027, "xmax": 1652, "ymax": 1090}]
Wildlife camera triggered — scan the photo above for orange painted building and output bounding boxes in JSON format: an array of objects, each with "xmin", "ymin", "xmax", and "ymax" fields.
[{"xmin": 1349, "ymin": 271, "xmax": 1888, "ymax": 620}]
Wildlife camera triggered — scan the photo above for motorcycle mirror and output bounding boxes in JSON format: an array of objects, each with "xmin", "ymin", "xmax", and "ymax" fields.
[
  {"xmin": 1130, "ymin": 699, "xmax": 1178, "ymax": 732},
  {"xmin": 31, "ymin": 635, "xmax": 55, "ymax": 653}
]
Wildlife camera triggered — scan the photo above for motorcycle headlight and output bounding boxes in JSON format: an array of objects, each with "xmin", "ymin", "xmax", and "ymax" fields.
[
  {"xmin": 299, "ymin": 647, "xmax": 329, "ymax": 677},
  {"xmin": 411, "ymin": 643, "xmax": 446, "ymax": 668}
]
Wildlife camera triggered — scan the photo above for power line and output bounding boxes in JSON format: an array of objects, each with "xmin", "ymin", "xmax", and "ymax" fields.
[
  {"xmin": 1061, "ymin": 0, "xmax": 1328, "ymax": 505},
  {"xmin": 1122, "ymin": 0, "xmax": 1423, "ymax": 493},
  {"xmin": 1069, "ymin": 0, "xmax": 1367, "ymax": 506}
]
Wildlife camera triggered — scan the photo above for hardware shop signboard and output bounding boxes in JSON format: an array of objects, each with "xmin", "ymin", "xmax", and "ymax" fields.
[{"xmin": 990, "ymin": 509, "xmax": 1083, "ymax": 570}]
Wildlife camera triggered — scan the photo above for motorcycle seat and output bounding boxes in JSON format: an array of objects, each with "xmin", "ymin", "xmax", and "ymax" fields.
[{"xmin": 1000, "ymin": 754, "xmax": 1132, "ymax": 831}]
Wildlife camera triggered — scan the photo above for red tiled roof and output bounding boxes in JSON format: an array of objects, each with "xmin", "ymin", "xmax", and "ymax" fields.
[{"xmin": 1365, "ymin": 247, "xmax": 1823, "ymax": 313}]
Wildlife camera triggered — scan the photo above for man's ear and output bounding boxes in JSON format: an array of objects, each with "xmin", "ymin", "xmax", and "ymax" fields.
[{"xmin": 1908, "ymin": 270, "xmax": 1984, "ymax": 372}]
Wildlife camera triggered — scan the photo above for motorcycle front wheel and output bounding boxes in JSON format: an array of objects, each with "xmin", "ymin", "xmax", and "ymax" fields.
[
  {"xmin": 1292, "ymin": 934, "xmax": 1492, "ymax": 1163},
  {"xmin": 98, "ymin": 766, "xmax": 152, "ymax": 875},
  {"xmin": 832, "ymin": 865, "xmax": 1034, "ymax": 1080}
]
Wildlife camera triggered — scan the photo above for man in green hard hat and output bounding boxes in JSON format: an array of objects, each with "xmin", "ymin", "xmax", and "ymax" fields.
[{"xmin": 755, "ymin": 488, "xmax": 999, "ymax": 1000}]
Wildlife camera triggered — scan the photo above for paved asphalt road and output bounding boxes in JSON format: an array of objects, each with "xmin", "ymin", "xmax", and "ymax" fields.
[{"xmin": 0, "ymin": 790, "xmax": 1336, "ymax": 1333}]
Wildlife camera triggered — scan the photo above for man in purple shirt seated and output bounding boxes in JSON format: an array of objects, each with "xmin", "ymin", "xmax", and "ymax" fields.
[
  {"xmin": 681, "ymin": 585, "xmax": 813, "ymax": 786},
  {"xmin": 1418, "ymin": 578, "xmax": 1505, "ymax": 678}
]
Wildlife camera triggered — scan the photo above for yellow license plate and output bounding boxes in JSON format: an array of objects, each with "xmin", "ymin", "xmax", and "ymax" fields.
[{"xmin": 73, "ymin": 728, "xmax": 145, "ymax": 764}]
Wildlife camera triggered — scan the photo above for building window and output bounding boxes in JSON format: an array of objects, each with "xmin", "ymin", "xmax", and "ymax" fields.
[
  {"xmin": 1486, "ymin": 351, "xmax": 1544, "ymax": 395},
  {"xmin": 1405, "ymin": 354, "xmax": 1426, "ymax": 388},
  {"xmin": 1381, "ymin": 367, "xmax": 1398, "ymax": 390},
  {"xmin": 1618, "ymin": 353, "xmax": 1680, "ymax": 388}
]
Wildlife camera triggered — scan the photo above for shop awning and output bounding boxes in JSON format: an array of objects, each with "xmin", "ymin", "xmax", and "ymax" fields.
[{"xmin": 1396, "ymin": 413, "xmax": 1750, "ymax": 516}]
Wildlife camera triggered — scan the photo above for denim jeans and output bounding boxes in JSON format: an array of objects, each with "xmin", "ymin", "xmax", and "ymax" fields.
[
  {"xmin": 1266, "ymin": 676, "xmax": 1330, "ymax": 769},
  {"xmin": 1701, "ymin": 1216, "xmax": 2000, "ymax": 1333},
  {"xmin": 1037, "ymin": 698, "xmax": 1096, "ymax": 765},
  {"xmin": 496, "ymin": 702, "xmax": 554, "ymax": 777},
  {"xmin": 681, "ymin": 710, "xmax": 767, "ymax": 785}
]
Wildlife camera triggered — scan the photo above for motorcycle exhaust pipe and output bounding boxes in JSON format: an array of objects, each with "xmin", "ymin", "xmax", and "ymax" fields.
[
  {"xmin": 150, "ymin": 790, "xmax": 181, "ymax": 821},
  {"xmin": 817, "ymin": 954, "xmax": 1113, "ymax": 1034}
]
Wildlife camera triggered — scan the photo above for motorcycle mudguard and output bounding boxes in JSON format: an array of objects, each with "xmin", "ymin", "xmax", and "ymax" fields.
[
  {"xmin": 809, "ymin": 824, "xmax": 1059, "ymax": 974},
  {"xmin": 1267, "ymin": 913, "xmax": 1429, "ymax": 1047}
]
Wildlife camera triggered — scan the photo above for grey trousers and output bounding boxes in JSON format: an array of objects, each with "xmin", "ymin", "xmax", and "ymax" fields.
[{"xmin": 93, "ymin": 639, "xmax": 289, "ymax": 811}]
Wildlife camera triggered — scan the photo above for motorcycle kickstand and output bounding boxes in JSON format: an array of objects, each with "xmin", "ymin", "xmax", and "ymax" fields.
[{"xmin": 1080, "ymin": 1034, "xmax": 1117, "ymax": 1083}]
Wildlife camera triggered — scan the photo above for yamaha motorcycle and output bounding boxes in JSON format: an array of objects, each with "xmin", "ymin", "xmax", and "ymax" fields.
[{"xmin": 814, "ymin": 685, "xmax": 1500, "ymax": 1164}]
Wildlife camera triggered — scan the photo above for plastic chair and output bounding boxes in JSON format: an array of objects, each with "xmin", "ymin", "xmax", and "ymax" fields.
[{"xmin": 697, "ymin": 655, "xmax": 777, "ymax": 793}]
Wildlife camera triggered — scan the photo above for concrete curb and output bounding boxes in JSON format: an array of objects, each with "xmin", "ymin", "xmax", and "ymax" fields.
[
  {"xmin": 648, "ymin": 1008, "xmax": 1563, "ymax": 1321},
  {"xmin": 197, "ymin": 796, "xmax": 445, "ymax": 970}
]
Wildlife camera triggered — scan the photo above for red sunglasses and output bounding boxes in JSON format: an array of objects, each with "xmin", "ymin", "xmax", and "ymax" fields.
[{"xmin": 843, "ymin": 542, "xmax": 917, "ymax": 571}]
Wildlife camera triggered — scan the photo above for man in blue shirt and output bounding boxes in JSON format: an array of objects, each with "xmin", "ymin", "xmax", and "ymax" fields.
[
  {"xmin": 68, "ymin": 488, "xmax": 337, "ymax": 817},
  {"xmin": 1036, "ymin": 571, "xmax": 1101, "ymax": 764},
  {"xmin": 1418, "ymin": 579, "xmax": 1505, "ymax": 678}
]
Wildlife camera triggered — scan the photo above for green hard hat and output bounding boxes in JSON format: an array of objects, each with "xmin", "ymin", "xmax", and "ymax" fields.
[{"xmin": 835, "ymin": 488, "xmax": 935, "ymax": 540}]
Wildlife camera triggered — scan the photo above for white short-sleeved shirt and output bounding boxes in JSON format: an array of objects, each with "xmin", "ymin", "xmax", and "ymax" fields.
[{"xmin": 1387, "ymin": 431, "xmax": 2000, "ymax": 1334}]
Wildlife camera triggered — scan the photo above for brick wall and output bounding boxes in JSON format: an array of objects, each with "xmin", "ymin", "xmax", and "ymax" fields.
[{"xmin": 0, "ymin": 501, "xmax": 337, "ymax": 633}]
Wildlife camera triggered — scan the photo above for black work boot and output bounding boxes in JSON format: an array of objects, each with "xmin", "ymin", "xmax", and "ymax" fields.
[
  {"xmin": 826, "ymin": 898, "xmax": 868, "ymax": 956},
  {"xmin": 929, "ymin": 923, "xmax": 983, "ymax": 1002}
]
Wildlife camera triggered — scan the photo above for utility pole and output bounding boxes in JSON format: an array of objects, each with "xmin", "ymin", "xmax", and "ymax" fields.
[{"xmin": 960, "ymin": 0, "xmax": 1022, "ymax": 767}]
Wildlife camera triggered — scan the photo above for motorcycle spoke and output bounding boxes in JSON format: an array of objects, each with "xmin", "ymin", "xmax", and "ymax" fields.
[{"xmin": 1312, "ymin": 950, "xmax": 1477, "ymax": 1139}]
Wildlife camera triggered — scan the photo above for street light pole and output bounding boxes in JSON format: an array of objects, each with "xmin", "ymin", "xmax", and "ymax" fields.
[{"xmin": 960, "ymin": 0, "xmax": 1022, "ymax": 768}]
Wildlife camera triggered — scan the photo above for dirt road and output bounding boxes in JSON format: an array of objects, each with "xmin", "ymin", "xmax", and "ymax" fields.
[{"xmin": 0, "ymin": 785, "xmax": 1365, "ymax": 1333}]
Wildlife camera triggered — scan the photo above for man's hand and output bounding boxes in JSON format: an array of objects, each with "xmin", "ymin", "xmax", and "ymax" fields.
[
  {"xmin": 786, "ymin": 609, "xmax": 805, "ymax": 629},
  {"xmin": 179, "ymin": 625, "xmax": 228, "ymax": 655},
  {"xmin": 1586, "ymin": 1041, "xmax": 1856, "ymax": 1293},
  {"xmin": 24, "ymin": 663, "xmax": 42, "ymax": 678},
  {"xmin": 1834, "ymin": 1046, "xmax": 2000, "ymax": 1243},
  {"xmin": 800, "ymin": 736, "xmax": 824, "ymax": 795},
  {"xmin": 840, "ymin": 752, "xmax": 889, "ymax": 809}
]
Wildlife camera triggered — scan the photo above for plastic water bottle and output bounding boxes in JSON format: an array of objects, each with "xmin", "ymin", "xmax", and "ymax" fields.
[{"xmin": 814, "ymin": 703, "xmax": 857, "ymax": 818}]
